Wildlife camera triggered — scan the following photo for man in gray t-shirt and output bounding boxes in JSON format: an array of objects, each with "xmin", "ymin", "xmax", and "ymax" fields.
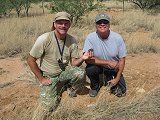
[{"xmin": 83, "ymin": 13, "xmax": 127, "ymax": 97}]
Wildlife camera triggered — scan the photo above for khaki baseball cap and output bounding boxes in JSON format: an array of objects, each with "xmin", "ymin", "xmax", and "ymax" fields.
[
  {"xmin": 54, "ymin": 12, "xmax": 71, "ymax": 22},
  {"xmin": 95, "ymin": 13, "xmax": 110, "ymax": 23}
]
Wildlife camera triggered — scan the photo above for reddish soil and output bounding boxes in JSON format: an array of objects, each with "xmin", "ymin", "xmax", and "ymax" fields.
[{"xmin": 0, "ymin": 53, "xmax": 160, "ymax": 119}]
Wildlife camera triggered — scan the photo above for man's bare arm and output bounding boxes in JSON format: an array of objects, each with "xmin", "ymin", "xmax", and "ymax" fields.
[
  {"xmin": 85, "ymin": 57, "xmax": 118, "ymax": 69},
  {"xmin": 27, "ymin": 55, "xmax": 52, "ymax": 85},
  {"xmin": 71, "ymin": 51, "xmax": 93, "ymax": 66},
  {"xmin": 109, "ymin": 57, "xmax": 125, "ymax": 86}
]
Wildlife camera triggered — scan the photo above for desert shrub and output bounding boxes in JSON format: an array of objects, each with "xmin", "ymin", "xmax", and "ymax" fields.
[
  {"xmin": 48, "ymin": 0, "xmax": 101, "ymax": 24},
  {"xmin": 0, "ymin": 0, "xmax": 13, "ymax": 17}
]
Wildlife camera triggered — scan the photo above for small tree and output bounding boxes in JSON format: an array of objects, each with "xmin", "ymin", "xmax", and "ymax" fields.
[
  {"xmin": 9, "ymin": 0, "xmax": 24, "ymax": 17},
  {"xmin": 41, "ymin": 0, "xmax": 45, "ymax": 14},
  {"xmin": 0, "ymin": 0, "xmax": 6, "ymax": 16},
  {"xmin": 48, "ymin": 0, "xmax": 100, "ymax": 24},
  {"xmin": 23, "ymin": 0, "xmax": 40, "ymax": 17},
  {"xmin": 0, "ymin": 0, "xmax": 13, "ymax": 16}
]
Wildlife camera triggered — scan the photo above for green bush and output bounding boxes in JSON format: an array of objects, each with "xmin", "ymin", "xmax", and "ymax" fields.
[
  {"xmin": 0, "ymin": 0, "xmax": 13, "ymax": 16},
  {"xmin": 48, "ymin": 0, "xmax": 101, "ymax": 24}
]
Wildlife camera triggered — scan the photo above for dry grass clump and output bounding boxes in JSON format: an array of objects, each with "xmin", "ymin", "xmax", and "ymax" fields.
[
  {"xmin": 114, "ymin": 11, "xmax": 159, "ymax": 33},
  {"xmin": 102, "ymin": 0, "xmax": 134, "ymax": 10},
  {"xmin": 57, "ymin": 86, "xmax": 160, "ymax": 120},
  {"xmin": 126, "ymin": 36, "xmax": 160, "ymax": 53},
  {"xmin": 30, "ymin": 86, "xmax": 160, "ymax": 120},
  {"xmin": 152, "ymin": 21, "xmax": 160, "ymax": 39},
  {"xmin": 98, "ymin": 86, "xmax": 160, "ymax": 120},
  {"xmin": 29, "ymin": 95, "xmax": 86, "ymax": 120},
  {"xmin": 108, "ymin": 10, "xmax": 160, "ymax": 53},
  {"xmin": 0, "ymin": 14, "xmax": 52, "ymax": 57}
]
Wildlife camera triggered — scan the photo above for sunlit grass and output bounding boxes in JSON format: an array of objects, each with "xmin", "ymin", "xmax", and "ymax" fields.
[{"xmin": 0, "ymin": 1, "xmax": 160, "ymax": 57}]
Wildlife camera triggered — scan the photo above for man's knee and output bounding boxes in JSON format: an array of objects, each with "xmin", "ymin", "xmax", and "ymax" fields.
[
  {"xmin": 86, "ymin": 65, "xmax": 99, "ymax": 76},
  {"xmin": 73, "ymin": 67, "xmax": 85, "ymax": 80}
]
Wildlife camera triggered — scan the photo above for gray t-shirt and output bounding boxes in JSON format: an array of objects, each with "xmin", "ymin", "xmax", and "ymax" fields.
[{"xmin": 83, "ymin": 31, "xmax": 127, "ymax": 61}]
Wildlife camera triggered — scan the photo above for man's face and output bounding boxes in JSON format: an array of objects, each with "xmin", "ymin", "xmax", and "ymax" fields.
[
  {"xmin": 54, "ymin": 20, "xmax": 71, "ymax": 35},
  {"xmin": 96, "ymin": 20, "xmax": 110, "ymax": 33}
]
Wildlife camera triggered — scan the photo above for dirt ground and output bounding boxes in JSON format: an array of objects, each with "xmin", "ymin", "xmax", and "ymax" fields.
[{"xmin": 0, "ymin": 53, "xmax": 160, "ymax": 120}]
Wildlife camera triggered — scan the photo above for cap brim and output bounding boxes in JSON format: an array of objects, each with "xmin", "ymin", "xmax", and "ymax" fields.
[{"xmin": 55, "ymin": 16, "xmax": 70, "ymax": 22}]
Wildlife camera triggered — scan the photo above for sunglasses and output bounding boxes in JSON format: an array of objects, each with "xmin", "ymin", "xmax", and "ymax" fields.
[{"xmin": 96, "ymin": 20, "xmax": 109, "ymax": 25}]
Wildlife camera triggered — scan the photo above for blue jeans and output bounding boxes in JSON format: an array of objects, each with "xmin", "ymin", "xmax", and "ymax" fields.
[{"xmin": 86, "ymin": 64, "xmax": 126, "ymax": 93}]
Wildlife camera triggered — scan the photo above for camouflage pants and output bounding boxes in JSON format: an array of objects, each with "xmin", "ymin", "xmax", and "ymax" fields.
[{"xmin": 39, "ymin": 66, "xmax": 85, "ymax": 112}]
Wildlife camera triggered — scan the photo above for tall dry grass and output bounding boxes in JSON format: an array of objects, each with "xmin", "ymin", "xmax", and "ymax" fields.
[
  {"xmin": 0, "ymin": 2, "xmax": 160, "ymax": 57},
  {"xmin": 112, "ymin": 11, "xmax": 160, "ymax": 53},
  {"xmin": 102, "ymin": 0, "xmax": 135, "ymax": 10},
  {"xmin": 0, "ymin": 14, "xmax": 52, "ymax": 57}
]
